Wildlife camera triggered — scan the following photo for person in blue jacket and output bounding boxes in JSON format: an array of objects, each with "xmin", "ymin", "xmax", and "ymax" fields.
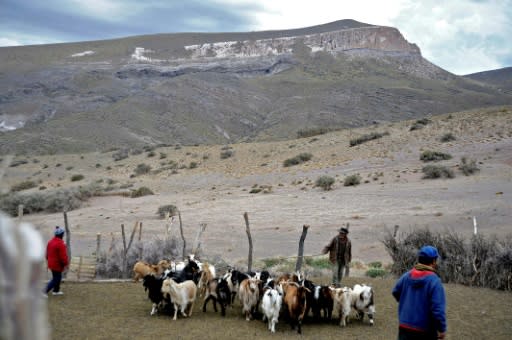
[{"xmin": 392, "ymin": 245, "xmax": 447, "ymax": 340}]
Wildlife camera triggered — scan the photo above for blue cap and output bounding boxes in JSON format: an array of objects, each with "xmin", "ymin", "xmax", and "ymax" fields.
[
  {"xmin": 54, "ymin": 226, "xmax": 65, "ymax": 236},
  {"xmin": 418, "ymin": 245, "xmax": 439, "ymax": 260}
]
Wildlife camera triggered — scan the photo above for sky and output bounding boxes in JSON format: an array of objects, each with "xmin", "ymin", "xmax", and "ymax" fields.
[{"xmin": 1, "ymin": 0, "xmax": 511, "ymax": 75}]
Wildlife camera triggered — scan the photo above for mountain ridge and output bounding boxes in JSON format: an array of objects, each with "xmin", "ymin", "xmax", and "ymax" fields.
[{"xmin": 0, "ymin": 19, "xmax": 511, "ymax": 154}]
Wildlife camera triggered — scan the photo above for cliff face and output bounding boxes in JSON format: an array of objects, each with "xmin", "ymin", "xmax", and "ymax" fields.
[{"xmin": 146, "ymin": 26, "xmax": 421, "ymax": 61}]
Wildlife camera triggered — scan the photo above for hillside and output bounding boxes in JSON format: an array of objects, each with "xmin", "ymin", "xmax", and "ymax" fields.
[
  {"xmin": 1, "ymin": 20, "xmax": 511, "ymax": 154},
  {"xmin": 464, "ymin": 67, "xmax": 512, "ymax": 92},
  {"xmin": 2, "ymin": 106, "xmax": 511, "ymax": 265}
]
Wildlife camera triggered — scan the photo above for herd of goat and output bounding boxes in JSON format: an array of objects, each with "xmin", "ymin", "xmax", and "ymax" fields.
[{"xmin": 133, "ymin": 256, "xmax": 375, "ymax": 334}]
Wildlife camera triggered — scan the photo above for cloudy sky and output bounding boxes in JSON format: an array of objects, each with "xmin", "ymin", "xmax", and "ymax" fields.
[{"xmin": 1, "ymin": 0, "xmax": 510, "ymax": 75}]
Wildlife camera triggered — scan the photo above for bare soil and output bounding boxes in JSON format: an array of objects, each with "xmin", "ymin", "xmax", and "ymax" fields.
[{"xmin": 4, "ymin": 107, "xmax": 512, "ymax": 269}]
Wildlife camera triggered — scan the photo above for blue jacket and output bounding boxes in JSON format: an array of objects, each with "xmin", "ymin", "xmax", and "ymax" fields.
[{"xmin": 392, "ymin": 266, "xmax": 447, "ymax": 334}]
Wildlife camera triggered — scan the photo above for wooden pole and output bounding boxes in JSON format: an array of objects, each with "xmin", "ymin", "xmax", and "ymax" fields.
[
  {"xmin": 178, "ymin": 211, "xmax": 186, "ymax": 260},
  {"xmin": 96, "ymin": 233, "xmax": 101, "ymax": 258},
  {"xmin": 192, "ymin": 223, "xmax": 207, "ymax": 255},
  {"xmin": 63, "ymin": 211, "xmax": 71, "ymax": 268},
  {"xmin": 243, "ymin": 212, "xmax": 253, "ymax": 272},
  {"xmin": 295, "ymin": 225, "xmax": 310, "ymax": 272},
  {"xmin": 121, "ymin": 224, "xmax": 127, "ymax": 278},
  {"xmin": 18, "ymin": 204, "xmax": 24, "ymax": 221}
]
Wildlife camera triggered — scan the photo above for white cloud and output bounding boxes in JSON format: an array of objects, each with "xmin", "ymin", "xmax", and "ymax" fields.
[{"xmin": 0, "ymin": 37, "xmax": 22, "ymax": 47}]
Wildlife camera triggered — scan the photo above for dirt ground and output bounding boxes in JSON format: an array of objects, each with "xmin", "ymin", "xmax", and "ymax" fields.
[
  {"xmin": 45, "ymin": 276, "xmax": 512, "ymax": 340},
  {"xmin": 4, "ymin": 107, "xmax": 512, "ymax": 269}
]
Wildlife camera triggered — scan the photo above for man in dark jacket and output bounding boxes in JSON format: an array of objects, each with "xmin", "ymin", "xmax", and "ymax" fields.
[
  {"xmin": 392, "ymin": 245, "xmax": 447, "ymax": 340},
  {"xmin": 44, "ymin": 226, "xmax": 69, "ymax": 296},
  {"xmin": 322, "ymin": 226, "xmax": 351, "ymax": 287}
]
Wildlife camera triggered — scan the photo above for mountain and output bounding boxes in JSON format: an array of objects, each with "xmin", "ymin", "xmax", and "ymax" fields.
[
  {"xmin": 1, "ymin": 19, "xmax": 511, "ymax": 154},
  {"xmin": 464, "ymin": 67, "xmax": 512, "ymax": 92}
]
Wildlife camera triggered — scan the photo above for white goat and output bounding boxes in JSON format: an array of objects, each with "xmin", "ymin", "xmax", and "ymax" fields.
[
  {"xmin": 331, "ymin": 286, "xmax": 352, "ymax": 327},
  {"xmin": 351, "ymin": 284, "xmax": 375, "ymax": 325},
  {"xmin": 161, "ymin": 278, "xmax": 197, "ymax": 320},
  {"xmin": 261, "ymin": 284, "xmax": 283, "ymax": 333}
]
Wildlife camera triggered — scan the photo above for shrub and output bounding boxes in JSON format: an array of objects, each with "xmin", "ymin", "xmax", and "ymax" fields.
[
  {"xmin": 283, "ymin": 153, "xmax": 313, "ymax": 167},
  {"xmin": 71, "ymin": 174, "xmax": 84, "ymax": 182},
  {"xmin": 66, "ymin": 166, "xmax": 74, "ymax": 171},
  {"xmin": 11, "ymin": 180, "xmax": 37, "ymax": 192},
  {"xmin": 459, "ymin": 157, "xmax": 479, "ymax": 176},
  {"xmin": 189, "ymin": 161, "xmax": 198, "ymax": 169},
  {"xmin": 134, "ymin": 163, "xmax": 151, "ymax": 176},
  {"xmin": 130, "ymin": 187, "xmax": 154, "ymax": 198},
  {"xmin": 9, "ymin": 159, "xmax": 28, "ymax": 167},
  {"xmin": 349, "ymin": 131, "xmax": 389, "ymax": 147},
  {"xmin": 112, "ymin": 149, "xmax": 129, "ymax": 161},
  {"xmin": 0, "ymin": 184, "xmax": 102, "ymax": 216},
  {"xmin": 382, "ymin": 227, "xmax": 512, "ymax": 290},
  {"xmin": 410, "ymin": 118, "xmax": 431, "ymax": 131},
  {"xmin": 249, "ymin": 188, "xmax": 262, "ymax": 194},
  {"xmin": 304, "ymin": 256, "xmax": 331, "ymax": 269},
  {"xmin": 422, "ymin": 165, "xmax": 455, "ymax": 179},
  {"xmin": 220, "ymin": 150, "xmax": 234, "ymax": 159},
  {"xmin": 440, "ymin": 132, "xmax": 456, "ymax": 142},
  {"xmin": 420, "ymin": 150, "xmax": 452, "ymax": 162},
  {"xmin": 366, "ymin": 267, "xmax": 387, "ymax": 278},
  {"xmin": 157, "ymin": 204, "xmax": 178, "ymax": 218},
  {"xmin": 344, "ymin": 174, "xmax": 361, "ymax": 186},
  {"xmin": 147, "ymin": 151, "xmax": 156, "ymax": 158},
  {"xmin": 297, "ymin": 127, "xmax": 331, "ymax": 138},
  {"xmin": 315, "ymin": 175, "xmax": 335, "ymax": 190}
]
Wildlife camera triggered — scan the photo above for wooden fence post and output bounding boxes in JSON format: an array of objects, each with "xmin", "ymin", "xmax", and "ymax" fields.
[
  {"xmin": 63, "ymin": 211, "xmax": 71, "ymax": 279},
  {"xmin": 18, "ymin": 204, "xmax": 24, "ymax": 221},
  {"xmin": 243, "ymin": 212, "xmax": 253, "ymax": 272},
  {"xmin": 178, "ymin": 211, "xmax": 186, "ymax": 260},
  {"xmin": 192, "ymin": 223, "xmax": 207, "ymax": 256},
  {"xmin": 121, "ymin": 224, "xmax": 127, "ymax": 278},
  {"xmin": 96, "ymin": 233, "xmax": 101, "ymax": 258},
  {"xmin": 295, "ymin": 225, "xmax": 310, "ymax": 272}
]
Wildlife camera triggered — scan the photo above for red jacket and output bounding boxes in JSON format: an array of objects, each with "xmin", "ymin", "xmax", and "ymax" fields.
[{"xmin": 46, "ymin": 236, "xmax": 69, "ymax": 272}]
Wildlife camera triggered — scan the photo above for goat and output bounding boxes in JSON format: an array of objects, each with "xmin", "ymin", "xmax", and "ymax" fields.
[
  {"xmin": 224, "ymin": 269, "xmax": 250, "ymax": 305},
  {"xmin": 133, "ymin": 260, "xmax": 170, "ymax": 282},
  {"xmin": 161, "ymin": 278, "xmax": 197, "ymax": 321},
  {"xmin": 350, "ymin": 284, "xmax": 375, "ymax": 325},
  {"xmin": 142, "ymin": 274, "xmax": 172, "ymax": 316},
  {"xmin": 261, "ymin": 284, "xmax": 283, "ymax": 333},
  {"xmin": 202, "ymin": 277, "xmax": 232, "ymax": 316},
  {"xmin": 331, "ymin": 286, "xmax": 352, "ymax": 327},
  {"xmin": 238, "ymin": 277, "xmax": 260, "ymax": 321},
  {"xmin": 197, "ymin": 261, "xmax": 215, "ymax": 298},
  {"xmin": 281, "ymin": 281, "xmax": 310, "ymax": 334}
]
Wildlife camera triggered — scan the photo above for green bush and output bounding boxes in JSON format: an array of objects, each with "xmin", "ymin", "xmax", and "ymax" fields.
[
  {"xmin": 283, "ymin": 153, "xmax": 313, "ymax": 167},
  {"xmin": 220, "ymin": 150, "xmax": 234, "ymax": 159},
  {"xmin": 11, "ymin": 180, "xmax": 37, "ymax": 192},
  {"xmin": 459, "ymin": 157, "xmax": 479, "ymax": 176},
  {"xmin": 134, "ymin": 163, "xmax": 151, "ymax": 175},
  {"xmin": 344, "ymin": 174, "xmax": 361, "ymax": 186},
  {"xmin": 349, "ymin": 131, "xmax": 389, "ymax": 147},
  {"xmin": 440, "ymin": 132, "xmax": 456, "ymax": 142},
  {"xmin": 366, "ymin": 267, "xmax": 387, "ymax": 278},
  {"xmin": 422, "ymin": 165, "xmax": 455, "ymax": 179},
  {"xmin": 112, "ymin": 149, "xmax": 129, "ymax": 161},
  {"xmin": 156, "ymin": 204, "xmax": 178, "ymax": 218},
  {"xmin": 304, "ymin": 256, "xmax": 331, "ymax": 269},
  {"xmin": 189, "ymin": 161, "xmax": 198, "ymax": 169},
  {"xmin": 420, "ymin": 150, "xmax": 452, "ymax": 162},
  {"xmin": 368, "ymin": 261, "xmax": 382, "ymax": 268},
  {"xmin": 315, "ymin": 175, "xmax": 335, "ymax": 190},
  {"xmin": 130, "ymin": 187, "xmax": 154, "ymax": 198},
  {"xmin": 71, "ymin": 174, "xmax": 84, "ymax": 182}
]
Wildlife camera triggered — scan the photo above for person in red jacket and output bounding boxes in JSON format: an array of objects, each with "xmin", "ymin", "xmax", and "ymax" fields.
[{"xmin": 44, "ymin": 226, "xmax": 69, "ymax": 296}]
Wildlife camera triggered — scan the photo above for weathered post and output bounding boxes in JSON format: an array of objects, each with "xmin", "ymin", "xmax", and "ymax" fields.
[
  {"xmin": 121, "ymin": 224, "xmax": 127, "ymax": 278},
  {"xmin": 96, "ymin": 233, "xmax": 101, "ymax": 259},
  {"xmin": 18, "ymin": 204, "xmax": 24, "ymax": 221},
  {"xmin": 63, "ymin": 211, "xmax": 71, "ymax": 278},
  {"xmin": 178, "ymin": 211, "xmax": 186, "ymax": 260},
  {"xmin": 192, "ymin": 223, "xmax": 207, "ymax": 255},
  {"xmin": 243, "ymin": 212, "xmax": 253, "ymax": 272},
  {"xmin": 295, "ymin": 225, "xmax": 310, "ymax": 272}
]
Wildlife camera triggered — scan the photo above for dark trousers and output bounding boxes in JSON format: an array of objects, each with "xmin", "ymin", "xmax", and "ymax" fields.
[
  {"xmin": 398, "ymin": 327, "xmax": 438, "ymax": 340},
  {"xmin": 45, "ymin": 270, "xmax": 62, "ymax": 293}
]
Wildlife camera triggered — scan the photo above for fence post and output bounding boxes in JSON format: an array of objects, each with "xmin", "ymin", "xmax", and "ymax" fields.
[
  {"xmin": 63, "ymin": 211, "xmax": 71, "ymax": 279},
  {"xmin": 295, "ymin": 225, "xmax": 309, "ymax": 272},
  {"xmin": 121, "ymin": 224, "xmax": 127, "ymax": 278},
  {"xmin": 96, "ymin": 233, "xmax": 101, "ymax": 258},
  {"xmin": 192, "ymin": 223, "xmax": 207, "ymax": 256},
  {"xmin": 178, "ymin": 211, "xmax": 186, "ymax": 260},
  {"xmin": 243, "ymin": 212, "xmax": 253, "ymax": 272},
  {"xmin": 18, "ymin": 204, "xmax": 24, "ymax": 221}
]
